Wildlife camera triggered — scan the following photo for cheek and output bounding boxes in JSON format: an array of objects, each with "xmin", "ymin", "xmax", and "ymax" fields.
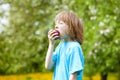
[
  {"xmin": 60, "ymin": 29, "xmax": 67, "ymax": 36},
  {"xmin": 64, "ymin": 26, "xmax": 69, "ymax": 33},
  {"xmin": 58, "ymin": 24, "xmax": 68, "ymax": 35}
]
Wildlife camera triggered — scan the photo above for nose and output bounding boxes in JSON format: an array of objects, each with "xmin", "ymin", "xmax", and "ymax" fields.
[{"xmin": 55, "ymin": 25, "xmax": 58, "ymax": 29}]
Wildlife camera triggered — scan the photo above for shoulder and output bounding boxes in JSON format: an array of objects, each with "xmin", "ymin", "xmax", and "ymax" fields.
[
  {"xmin": 66, "ymin": 41, "xmax": 83, "ymax": 54},
  {"xmin": 68, "ymin": 41, "xmax": 81, "ymax": 49}
]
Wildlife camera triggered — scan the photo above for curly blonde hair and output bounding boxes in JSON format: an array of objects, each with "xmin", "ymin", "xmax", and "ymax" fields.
[{"xmin": 55, "ymin": 11, "xmax": 84, "ymax": 44}]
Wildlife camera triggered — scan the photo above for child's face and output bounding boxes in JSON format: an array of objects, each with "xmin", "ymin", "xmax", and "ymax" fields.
[{"xmin": 55, "ymin": 20, "xmax": 69, "ymax": 39}]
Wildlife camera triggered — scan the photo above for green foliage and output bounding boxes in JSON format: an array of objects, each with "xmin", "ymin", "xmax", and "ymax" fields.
[
  {"xmin": 0, "ymin": 0, "xmax": 55, "ymax": 74},
  {"xmin": 0, "ymin": 1, "xmax": 120, "ymax": 80}
]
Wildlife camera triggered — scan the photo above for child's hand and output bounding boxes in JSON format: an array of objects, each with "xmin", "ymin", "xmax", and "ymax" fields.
[{"xmin": 48, "ymin": 29, "xmax": 60, "ymax": 44}]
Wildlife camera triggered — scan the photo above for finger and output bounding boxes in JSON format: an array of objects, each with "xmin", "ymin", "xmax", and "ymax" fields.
[
  {"xmin": 49, "ymin": 36, "xmax": 59, "ymax": 40},
  {"xmin": 53, "ymin": 36, "xmax": 60, "ymax": 40},
  {"xmin": 49, "ymin": 30, "xmax": 57, "ymax": 36},
  {"xmin": 48, "ymin": 29, "xmax": 54, "ymax": 34},
  {"xmin": 48, "ymin": 29, "xmax": 54, "ymax": 38},
  {"xmin": 49, "ymin": 32, "xmax": 59, "ymax": 40},
  {"xmin": 51, "ymin": 32, "xmax": 59, "ymax": 38}
]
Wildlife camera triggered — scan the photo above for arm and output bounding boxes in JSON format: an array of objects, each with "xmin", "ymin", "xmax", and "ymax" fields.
[
  {"xmin": 45, "ymin": 30, "xmax": 59, "ymax": 70},
  {"xmin": 45, "ymin": 42, "xmax": 54, "ymax": 70},
  {"xmin": 69, "ymin": 72, "xmax": 77, "ymax": 80}
]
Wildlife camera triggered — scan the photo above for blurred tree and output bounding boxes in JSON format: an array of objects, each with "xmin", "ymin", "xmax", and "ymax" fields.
[
  {"xmin": 0, "ymin": 0, "xmax": 56, "ymax": 74},
  {"xmin": 72, "ymin": 0, "xmax": 120, "ymax": 80},
  {"xmin": 0, "ymin": 0, "xmax": 73, "ymax": 74},
  {"xmin": 0, "ymin": 1, "xmax": 120, "ymax": 80}
]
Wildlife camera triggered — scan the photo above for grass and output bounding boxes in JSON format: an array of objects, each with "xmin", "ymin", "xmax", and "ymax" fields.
[{"xmin": 0, "ymin": 73, "xmax": 118, "ymax": 80}]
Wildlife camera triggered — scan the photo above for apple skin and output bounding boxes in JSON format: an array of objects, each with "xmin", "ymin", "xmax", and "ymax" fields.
[
  {"xmin": 55, "ymin": 30, "xmax": 60, "ymax": 36},
  {"xmin": 54, "ymin": 30, "xmax": 60, "ymax": 40}
]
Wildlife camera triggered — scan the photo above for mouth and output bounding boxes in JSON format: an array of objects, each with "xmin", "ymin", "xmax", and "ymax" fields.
[{"xmin": 55, "ymin": 30, "xmax": 60, "ymax": 36}]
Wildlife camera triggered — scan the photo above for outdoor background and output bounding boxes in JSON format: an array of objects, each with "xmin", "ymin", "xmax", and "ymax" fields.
[{"xmin": 0, "ymin": 0, "xmax": 120, "ymax": 80}]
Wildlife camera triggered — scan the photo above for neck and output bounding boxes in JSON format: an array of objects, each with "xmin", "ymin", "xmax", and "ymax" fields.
[{"xmin": 62, "ymin": 35, "xmax": 73, "ymax": 42}]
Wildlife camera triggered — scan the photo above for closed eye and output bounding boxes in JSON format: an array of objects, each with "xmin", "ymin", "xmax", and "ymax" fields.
[{"xmin": 59, "ymin": 22, "xmax": 63, "ymax": 24}]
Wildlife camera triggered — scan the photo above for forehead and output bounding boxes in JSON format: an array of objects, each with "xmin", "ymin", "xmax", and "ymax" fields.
[{"xmin": 55, "ymin": 20, "xmax": 64, "ymax": 23}]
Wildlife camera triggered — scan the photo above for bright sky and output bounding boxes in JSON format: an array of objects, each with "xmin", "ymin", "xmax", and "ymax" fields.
[{"xmin": 0, "ymin": 3, "xmax": 10, "ymax": 33}]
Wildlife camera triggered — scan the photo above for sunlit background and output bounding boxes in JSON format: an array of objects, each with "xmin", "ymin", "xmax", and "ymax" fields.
[{"xmin": 0, "ymin": 0, "xmax": 120, "ymax": 80}]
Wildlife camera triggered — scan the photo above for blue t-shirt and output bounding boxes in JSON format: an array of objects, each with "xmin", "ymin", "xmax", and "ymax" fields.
[{"xmin": 52, "ymin": 41, "xmax": 84, "ymax": 80}]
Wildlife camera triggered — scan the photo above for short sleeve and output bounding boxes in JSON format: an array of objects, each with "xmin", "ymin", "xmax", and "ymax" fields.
[
  {"xmin": 69, "ymin": 46, "xmax": 84, "ymax": 74},
  {"xmin": 52, "ymin": 42, "xmax": 62, "ymax": 64},
  {"xmin": 52, "ymin": 52, "xmax": 57, "ymax": 63}
]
